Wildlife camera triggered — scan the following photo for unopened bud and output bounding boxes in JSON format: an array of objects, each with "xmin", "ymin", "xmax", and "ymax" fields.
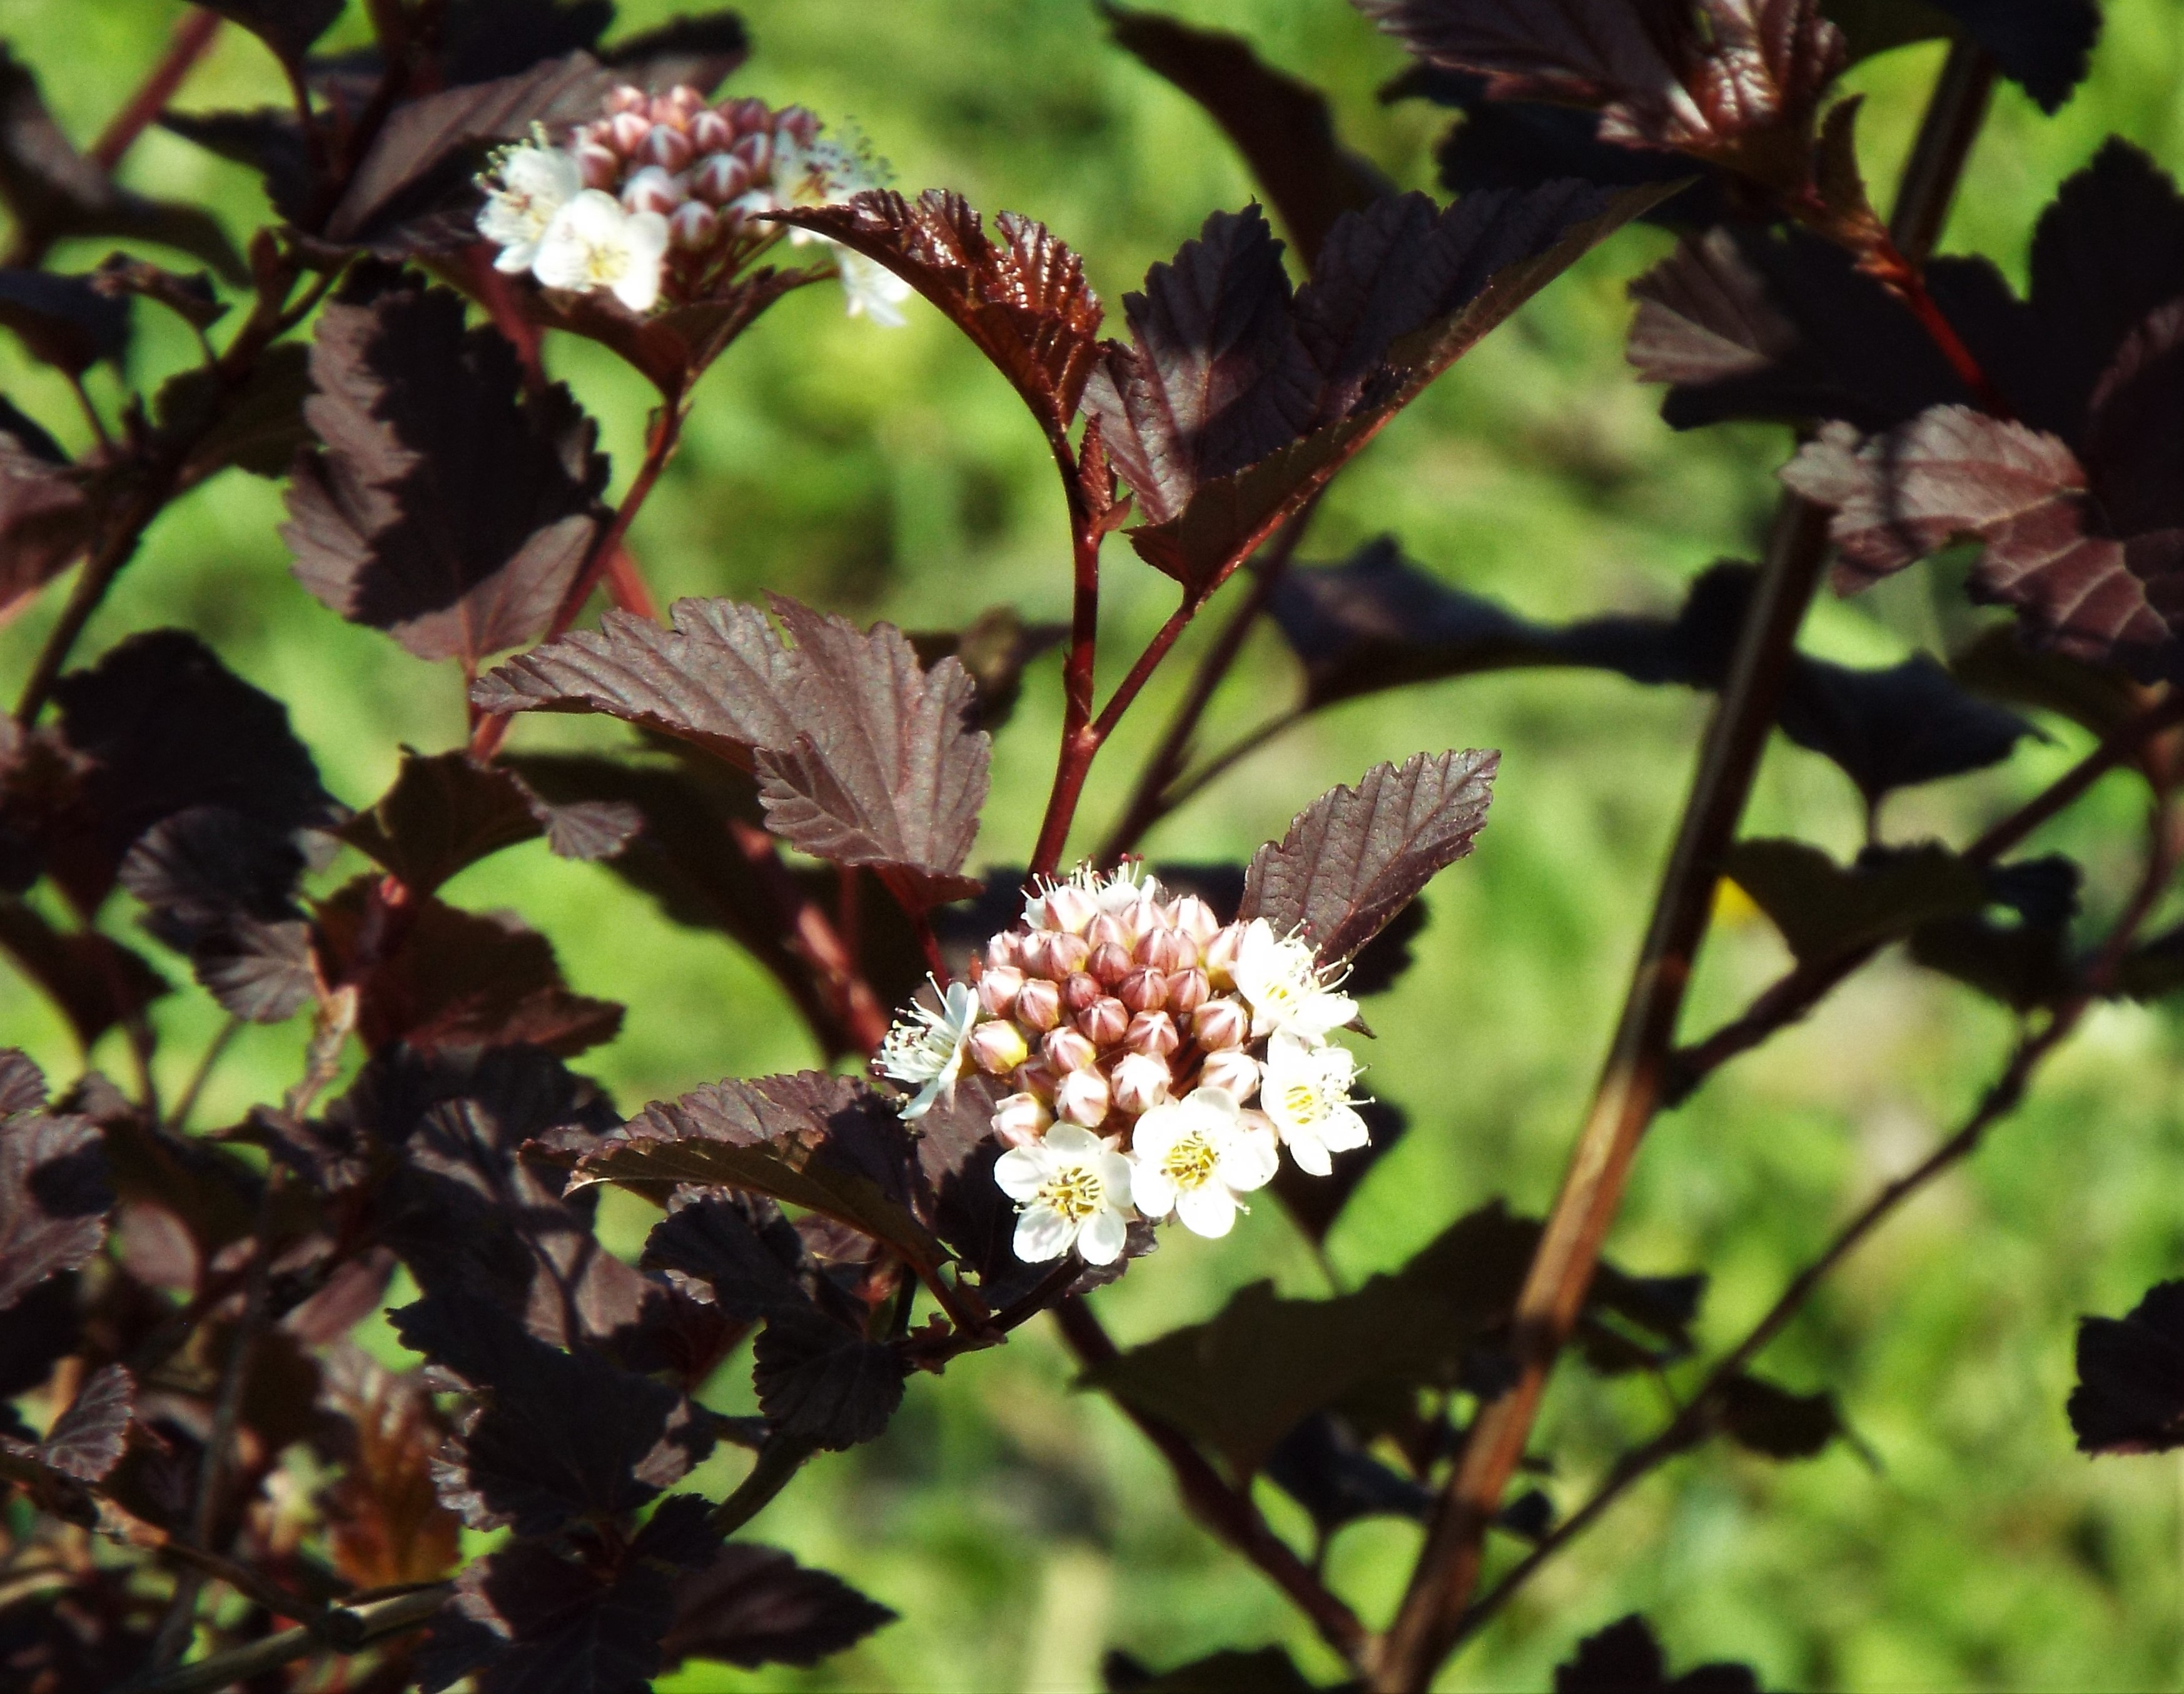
[
  {"xmin": 1056, "ymin": 1067, "xmax": 1110, "ymax": 1127},
  {"xmin": 610, "ymin": 109, "xmax": 653, "ymax": 155},
  {"xmin": 727, "ymin": 96, "xmax": 772, "ymax": 134},
  {"xmin": 977, "ymin": 964, "xmax": 1024, "ymax": 1019},
  {"xmin": 1110, "ymin": 1052, "xmax": 1171, "ymax": 1115},
  {"xmin": 776, "ymin": 105, "xmax": 821, "ymax": 146},
  {"xmin": 576, "ymin": 142, "xmax": 622, "ymax": 189},
  {"xmin": 1124, "ymin": 1009, "xmax": 1179, "ymax": 1057},
  {"xmin": 1041, "ymin": 882, "xmax": 1098, "ymax": 934},
  {"xmin": 1198, "ymin": 1048, "xmax": 1260, "ymax": 1101},
  {"xmin": 607, "ymin": 84, "xmax": 649, "ymax": 114},
  {"xmin": 731, "ymin": 131, "xmax": 772, "ymax": 175},
  {"xmin": 968, "ymin": 1021, "xmax": 1029, "ymax": 1076},
  {"xmin": 666, "ymin": 84, "xmax": 706, "ymax": 116},
  {"xmin": 1136, "ymin": 926, "xmax": 1193, "ymax": 973},
  {"xmin": 622, "ymin": 164, "xmax": 685, "ymax": 215},
  {"xmin": 642, "ymin": 124, "xmax": 694, "ymax": 172},
  {"xmin": 669, "ymin": 199, "xmax": 718, "ymax": 250},
  {"xmin": 1201, "ymin": 922, "xmax": 1246, "ymax": 987},
  {"xmin": 1060, "ymin": 971, "xmax": 1101, "ymax": 1014},
  {"xmin": 985, "ymin": 930, "xmax": 1023, "ymax": 970},
  {"xmin": 1088, "ymin": 911, "xmax": 1133, "ymax": 954},
  {"xmin": 1117, "ymin": 966, "xmax": 1167, "ymax": 1015},
  {"xmin": 690, "ymin": 151, "xmax": 752, "ymax": 205},
  {"xmin": 1194, "ymin": 997, "xmax": 1248, "ymax": 1051},
  {"xmin": 1047, "ymin": 931, "xmax": 1092, "ymax": 979},
  {"xmin": 1087, "ymin": 940, "xmax": 1133, "ymax": 986},
  {"xmin": 1015, "ymin": 977, "xmax": 1062, "ymax": 1031},
  {"xmin": 1166, "ymin": 967, "xmax": 1210, "ymax": 1014},
  {"xmin": 1168, "ymin": 894, "xmax": 1220, "ymax": 944},
  {"xmin": 991, "ymin": 1091, "xmax": 1052, "ymax": 1148},
  {"xmin": 1078, "ymin": 996, "xmax": 1129, "ymax": 1047},
  {"xmin": 1042, "ymin": 1027, "xmax": 1097, "ymax": 1074},
  {"xmin": 689, "ymin": 109, "xmax": 734, "ymax": 154}
]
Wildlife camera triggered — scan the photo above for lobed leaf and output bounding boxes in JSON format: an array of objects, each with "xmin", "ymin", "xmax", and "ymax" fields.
[
  {"xmin": 0, "ymin": 1077, "xmax": 113, "ymax": 1312},
  {"xmin": 1722, "ymin": 840, "xmax": 1986, "ymax": 962},
  {"xmin": 1554, "ymin": 1614, "xmax": 1761, "ymax": 1691},
  {"xmin": 0, "ymin": 899, "xmax": 169, "ymax": 1048},
  {"xmin": 0, "ymin": 430, "xmax": 93, "ymax": 616},
  {"xmin": 315, "ymin": 1344, "xmax": 463, "ymax": 1590},
  {"xmin": 285, "ymin": 271, "xmax": 609, "ymax": 666},
  {"xmin": 750, "ymin": 1306, "xmax": 908, "ymax": 1450},
  {"xmin": 36, "ymin": 1361, "xmax": 131, "ymax": 1482},
  {"xmin": 156, "ymin": 341, "xmax": 315, "ymax": 483},
  {"xmin": 341, "ymin": 748, "xmax": 638, "ymax": 895},
  {"xmin": 659, "ymin": 1541, "xmax": 896, "ymax": 1672},
  {"xmin": 0, "ymin": 268, "xmax": 130, "ymax": 375},
  {"xmin": 1261, "ymin": 1409, "xmax": 1432, "ymax": 1536},
  {"xmin": 1240, "ymin": 749, "xmax": 1499, "ymax": 967},
  {"xmin": 2070, "ymin": 1279, "xmax": 2184, "ymax": 1455},
  {"xmin": 1714, "ymin": 1372, "xmax": 1842, "ymax": 1460}
]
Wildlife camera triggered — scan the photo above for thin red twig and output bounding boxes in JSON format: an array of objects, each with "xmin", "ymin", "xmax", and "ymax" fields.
[{"xmin": 88, "ymin": 8, "xmax": 223, "ymax": 171}]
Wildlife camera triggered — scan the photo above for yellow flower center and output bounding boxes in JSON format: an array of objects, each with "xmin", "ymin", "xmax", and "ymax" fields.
[
  {"xmin": 1037, "ymin": 1166, "xmax": 1105, "ymax": 1222},
  {"xmin": 1281, "ymin": 1081, "xmax": 1321, "ymax": 1123},
  {"xmin": 580, "ymin": 238, "xmax": 632, "ymax": 285},
  {"xmin": 1161, "ymin": 1129, "xmax": 1219, "ymax": 1191}
]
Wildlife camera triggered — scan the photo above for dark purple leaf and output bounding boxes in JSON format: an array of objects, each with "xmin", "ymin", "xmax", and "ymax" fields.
[
  {"xmin": 1359, "ymin": 0, "xmax": 1844, "ymax": 187},
  {"xmin": 1908, "ymin": 906, "xmax": 2077, "ymax": 1011},
  {"xmin": 1715, "ymin": 1373, "xmax": 1841, "ymax": 1460},
  {"xmin": 0, "ymin": 1273, "xmax": 78, "ymax": 1398},
  {"xmin": 1240, "ymin": 749, "xmax": 1498, "ymax": 967},
  {"xmin": 118, "ymin": 805, "xmax": 306, "ymax": 954},
  {"xmin": 1722, "ymin": 840, "xmax": 1984, "ymax": 961},
  {"xmin": 196, "ymin": 917, "xmax": 318, "ymax": 1023},
  {"xmin": 1949, "ymin": 623, "xmax": 2143, "ymax": 741},
  {"xmin": 751, "ymin": 1305, "xmax": 907, "ymax": 1450},
  {"xmin": 156, "ymin": 341, "xmax": 315, "ymax": 482},
  {"xmin": 2071, "ymin": 1279, "xmax": 2184, "ymax": 1455},
  {"xmin": 773, "ymin": 191, "xmax": 1105, "ymax": 441},
  {"xmin": 313, "ymin": 1343, "xmax": 463, "ymax": 1589},
  {"xmin": 0, "ymin": 898, "xmax": 169, "ymax": 1049},
  {"xmin": 660, "ymin": 1540, "xmax": 895, "ymax": 1671},
  {"xmin": 0, "ymin": 434, "xmax": 90, "ymax": 616},
  {"xmin": 0, "ymin": 269, "xmax": 129, "ymax": 375},
  {"xmin": 1262, "ymin": 1410, "xmax": 1432, "ymax": 1535},
  {"xmin": 391, "ymin": 1291, "xmax": 704, "ymax": 1535},
  {"xmin": 285, "ymin": 271, "xmax": 608, "ymax": 665},
  {"xmin": 0, "ymin": 1049, "xmax": 43, "ymax": 1116},
  {"xmin": 157, "ymin": 107, "xmax": 314, "ymax": 224},
  {"xmin": 1555, "ymin": 1615, "xmax": 1761, "ymax": 1692},
  {"xmin": 641, "ymin": 1191, "xmax": 811, "ymax": 1324},
  {"xmin": 38, "ymin": 1361, "xmax": 130, "ymax": 1481},
  {"xmin": 1779, "ymin": 653, "xmax": 2033, "ymax": 804},
  {"xmin": 201, "ymin": 0, "xmax": 344, "ymax": 65},
  {"xmin": 341, "ymin": 749, "xmax": 637, "ymax": 895},
  {"xmin": 1103, "ymin": 6, "xmax": 1390, "ymax": 266},
  {"xmin": 89, "ymin": 252, "xmax": 224, "ymax": 330},
  {"xmin": 907, "ymin": 605, "xmax": 1069, "ymax": 734},
  {"xmin": 0, "ymin": 1092, "xmax": 111, "ymax": 1311},
  {"xmin": 0, "ymin": 47, "xmax": 245, "ymax": 278}
]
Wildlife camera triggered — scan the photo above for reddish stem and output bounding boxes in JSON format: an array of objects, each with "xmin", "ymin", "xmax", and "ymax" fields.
[
  {"xmin": 89, "ymin": 8, "xmax": 222, "ymax": 171},
  {"xmin": 602, "ymin": 545, "xmax": 658, "ymax": 618}
]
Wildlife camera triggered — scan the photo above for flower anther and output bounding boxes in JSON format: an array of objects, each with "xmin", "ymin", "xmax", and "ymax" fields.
[
  {"xmin": 532, "ymin": 189, "xmax": 670, "ymax": 311},
  {"xmin": 874, "ymin": 978, "xmax": 981, "ymax": 1120},
  {"xmin": 1128, "ymin": 1087, "xmax": 1278, "ymax": 1239},
  {"xmin": 1260, "ymin": 1033, "xmax": 1371, "ymax": 1176},
  {"xmin": 477, "ymin": 141, "xmax": 582, "ymax": 274},
  {"xmin": 994, "ymin": 1124, "xmax": 1135, "ymax": 1264},
  {"xmin": 1233, "ymin": 918, "xmax": 1357, "ymax": 1043}
]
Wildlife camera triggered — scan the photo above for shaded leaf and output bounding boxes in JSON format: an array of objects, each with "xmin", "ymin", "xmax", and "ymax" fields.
[
  {"xmin": 1555, "ymin": 1615, "xmax": 1761, "ymax": 1692},
  {"xmin": 2071, "ymin": 1279, "xmax": 2184, "ymax": 1455},
  {"xmin": 0, "ymin": 1049, "xmax": 43, "ymax": 1116},
  {"xmin": 907, "ymin": 605, "xmax": 1068, "ymax": 734},
  {"xmin": 1262, "ymin": 1409, "xmax": 1431, "ymax": 1535},
  {"xmin": 0, "ymin": 897, "xmax": 169, "ymax": 1048},
  {"xmin": 751, "ymin": 1305, "xmax": 907, "ymax": 1450},
  {"xmin": 523, "ymin": 268, "xmax": 821, "ymax": 397},
  {"xmin": 1722, "ymin": 840, "xmax": 1985, "ymax": 961},
  {"xmin": 203, "ymin": 0, "xmax": 345, "ymax": 65},
  {"xmin": 1240, "ymin": 749, "xmax": 1497, "ymax": 967},
  {"xmin": 0, "ymin": 433, "xmax": 92, "ymax": 614},
  {"xmin": 1716, "ymin": 1373, "xmax": 1841, "ymax": 1459},
  {"xmin": 391, "ymin": 1291, "xmax": 705, "ymax": 1536},
  {"xmin": 157, "ymin": 341, "xmax": 315, "ymax": 481},
  {"xmin": 1908, "ymin": 908, "xmax": 2076, "ymax": 1011},
  {"xmin": 285, "ymin": 271, "xmax": 608, "ymax": 665},
  {"xmin": 340, "ymin": 748, "xmax": 637, "ymax": 895},
  {"xmin": 0, "ymin": 269, "xmax": 129, "ymax": 375},
  {"xmin": 316, "ymin": 1345, "xmax": 463, "ymax": 1590},
  {"xmin": 89, "ymin": 253, "xmax": 224, "ymax": 329},
  {"xmin": 157, "ymin": 106, "xmax": 313, "ymax": 223},
  {"xmin": 38, "ymin": 1361, "xmax": 130, "ymax": 1482},
  {"xmin": 0, "ymin": 47, "xmax": 245, "ymax": 278},
  {"xmin": 660, "ymin": 1540, "xmax": 896, "ymax": 1671},
  {"xmin": 1103, "ymin": 6, "xmax": 1390, "ymax": 265},
  {"xmin": 774, "ymin": 191, "xmax": 1105, "ymax": 441},
  {"xmin": 0, "ymin": 1092, "xmax": 111, "ymax": 1311}
]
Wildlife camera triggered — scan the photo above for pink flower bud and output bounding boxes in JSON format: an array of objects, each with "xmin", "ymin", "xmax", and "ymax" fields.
[
  {"xmin": 607, "ymin": 84, "xmax": 649, "ymax": 115},
  {"xmin": 977, "ymin": 965, "xmax": 1024, "ymax": 1019},
  {"xmin": 1166, "ymin": 967, "xmax": 1210, "ymax": 1014},
  {"xmin": 732, "ymin": 131, "xmax": 772, "ymax": 175},
  {"xmin": 1198, "ymin": 1048, "xmax": 1260, "ymax": 1101},
  {"xmin": 1168, "ymin": 894, "xmax": 1220, "ymax": 944},
  {"xmin": 1060, "ymin": 971, "xmax": 1101, "ymax": 1015},
  {"xmin": 1088, "ymin": 940, "xmax": 1133, "ymax": 986},
  {"xmin": 576, "ymin": 142, "xmax": 622, "ymax": 190},
  {"xmin": 1077, "ymin": 996, "xmax": 1129, "ymax": 1047},
  {"xmin": 689, "ymin": 108, "xmax": 734, "ymax": 154},
  {"xmin": 1056, "ymin": 1066, "xmax": 1110, "ymax": 1127},
  {"xmin": 1194, "ymin": 997, "xmax": 1248, "ymax": 1051},
  {"xmin": 1015, "ymin": 977, "xmax": 1062, "ymax": 1031},
  {"xmin": 666, "ymin": 85, "xmax": 706, "ymax": 116},
  {"xmin": 622, "ymin": 164, "xmax": 686, "ymax": 216},
  {"xmin": 1041, "ymin": 882, "xmax": 1098, "ymax": 934},
  {"xmin": 968, "ymin": 1021, "xmax": 1029, "ymax": 1076},
  {"xmin": 991, "ymin": 1092, "xmax": 1051, "ymax": 1147},
  {"xmin": 1117, "ymin": 966, "xmax": 1167, "ymax": 1014},
  {"xmin": 690, "ymin": 152, "xmax": 753, "ymax": 205},
  {"xmin": 1087, "ymin": 912, "xmax": 1133, "ymax": 954},
  {"xmin": 1201, "ymin": 922, "xmax": 1246, "ymax": 987},
  {"xmin": 1125, "ymin": 1009, "xmax": 1179, "ymax": 1058},
  {"xmin": 668, "ymin": 199, "xmax": 718, "ymax": 250},
  {"xmin": 727, "ymin": 97, "xmax": 772, "ymax": 134},
  {"xmin": 1110, "ymin": 1052, "xmax": 1171, "ymax": 1116},
  {"xmin": 1136, "ymin": 925, "xmax": 1193, "ymax": 973},
  {"xmin": 776, "ymin": 105, "xmax": 821, "ymax": 146},
  {"xmin": 1041, "ymin": 1027, "xmax": 1097, "ymax": 1074},
  {"xmin": 1047, "ymin": 932, "xmax": 1091, "ymax": 978},
  {"xmin": 984, "ymin": 930, "xmax": 1023, "ymax": 970},
  {"xmin": 609, "ymin": 109, "xmax": 653, "ymax": 155},
  {"xmin": 642, "ymin": 124, "xmax": 694, "ymax": 172}
]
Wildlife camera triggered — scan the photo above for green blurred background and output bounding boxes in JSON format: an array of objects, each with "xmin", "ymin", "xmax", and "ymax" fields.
[{"xmin": 7, "ymin": 1, "xmax": 2184, "ymax": 1687}]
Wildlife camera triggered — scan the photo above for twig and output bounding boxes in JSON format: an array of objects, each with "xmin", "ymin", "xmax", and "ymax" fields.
[
  {"xmin": 1372, "ymin": 47, "xmax": 1999, "ymax": 1691},
  {"xmin": 88, "ymin": 9, "xmax": 224, "ymax": 171},
  {"xmin": 1026, "ymin": 446, "xmax": 1113, "ymax": 880},
  {"xmin": 707, "ymin": 1433, "xmax": 817, "ymax": 1536},
  {"xmin": 166, "ymin": 1014, "xmax": 242, "ymax": 1136},
  {"xmin": 726, "ymin": 817, "xmax": 892, "ymax": 1056},
  {"xmin": 120, "ymin": 1585, "xmax": 453, "ymax": 1694},
  {"xmin": 1054, "ymin": 1296, "xmax": 1372, "ymax": 1668}
]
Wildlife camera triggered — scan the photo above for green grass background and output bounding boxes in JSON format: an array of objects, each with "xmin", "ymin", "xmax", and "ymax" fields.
[{"xmin": 6, "ymin": 1, "xmax": 2184, "ymax": 1687}]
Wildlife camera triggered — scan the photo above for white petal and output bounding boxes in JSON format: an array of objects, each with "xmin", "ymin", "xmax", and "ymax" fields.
[
  {"xmin": 1096, "ymin": 1152, "xmax": 1136, "ymax": 1209},
  {"xmin": 1014, "ymin": 1204, "xmax": 1076, "ymax": 1263},
  {"xmin": 1077, "ymin": 1207, "xmax": 1127, "ymax": 1265},
  {"xmin": 1175, "ymin": 1182, "xmax": 1236, "ymax": 1238},
  {"xmin": 506, "ymin": 145, "xmax": 580, "ymax": 201},
  {"xmin": 1286, "ymin": 1133, "xmax": 1333, "ymax": 1177},
  {"xmin": 1218, "ymin": 1126, "xmax": 1279, "ymax": 1192},
  {"xmin": 1041, "ymin": 1123, "xmax": 1105, "ymax": 1161},
  {"xmin": 994, "ymin": 1146, "xmax": 1048, "ymax": 1202},
  {"xmin": 1130, "ymin": 1106, "xmax": 1183, "ymax": 1164},
  {"xmin": 1129, "ymin": 1161, "xmax": 1176, "ymax": 1219},
  {"xmin": 493, "ymin": 241, "xmax": 538, "ymax": 274},
  {"xmin": 1318, "ymin": 1104, "xmax": 1370, "ymax": 1153}
]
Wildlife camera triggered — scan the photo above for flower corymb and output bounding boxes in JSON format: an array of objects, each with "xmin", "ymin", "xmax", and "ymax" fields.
[
  {"xmin": 872, "ymin": 863, "xmax": 1373, "ymax": 1264},
  {"xmin": 475, "ymin": 85, "xmax": 906, "ymax": 323}
]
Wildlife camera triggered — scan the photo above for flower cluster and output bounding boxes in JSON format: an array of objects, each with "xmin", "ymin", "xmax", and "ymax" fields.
[
  {"xmin": 475, "ymin": 84, "xmax": 911, "ymax": 322},
  {"xmin": 876, "ymin": 864, "xmax": 1372, "ymax": 1268}
]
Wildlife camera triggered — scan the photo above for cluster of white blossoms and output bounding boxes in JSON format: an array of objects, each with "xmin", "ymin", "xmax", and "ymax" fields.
[
  {"xmin": 876, "ymin": 864, "xmax": 1372, "ymax": 1268},
  {"xmin": 475, "ymin": 84, "xmax": 911, "ymax": 322}
]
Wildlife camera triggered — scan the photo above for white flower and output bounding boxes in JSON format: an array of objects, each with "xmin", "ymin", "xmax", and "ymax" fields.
[
  {"xmin": 836, "ymin": 248, "xmax": 913, "ymax": 325},
  {"xmin": 1024, "ymin": 860, "xmax": 1164, "ymax": 932},
  {"xmin": 994, "ymin": 1124, "xmax": 1136, "ymax": 1264},
  {"xmin": 1128, "ymin": 1087, "xmax": 1277, "ymax": 1239},
  {"xmin": 1260, "ymin": 1034, "xmax": 1370, "ymax": 1177},
  {"xmin": 1233, "ymin": 918, "xmax": 1357, "ymax": 1044},
  {"xmin": 875, "ymin": 979, "xmax": 981, "ymax": 1119},
  {"xmin": 477, "ymin": 143, "xmax": 582, "ymax": 275},
  {"xmin": 532, "ymin": 189, "xmax": 670, "ymax": 311}
]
